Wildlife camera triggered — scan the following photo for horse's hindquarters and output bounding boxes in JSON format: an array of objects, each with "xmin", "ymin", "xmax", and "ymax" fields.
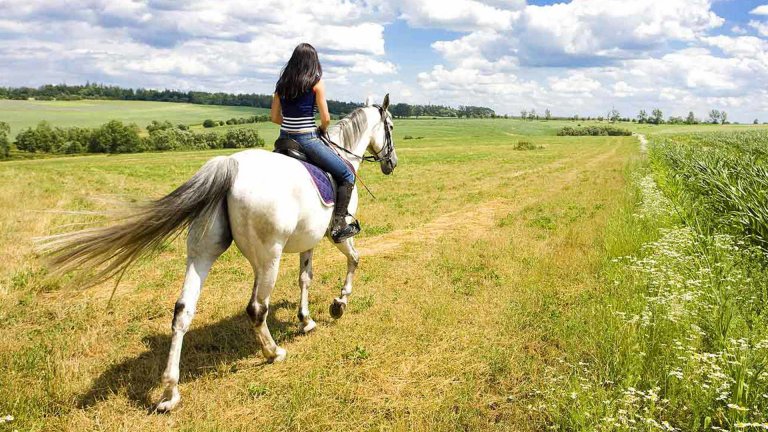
[{"xmin": 227, "ymin": 150, "xmax": 333, "ymax": 256}]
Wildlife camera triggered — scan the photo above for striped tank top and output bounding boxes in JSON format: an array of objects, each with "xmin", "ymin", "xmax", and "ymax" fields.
[{"xmin": 280, "ymin": 88, "xmax": 318, "ymax": 133}]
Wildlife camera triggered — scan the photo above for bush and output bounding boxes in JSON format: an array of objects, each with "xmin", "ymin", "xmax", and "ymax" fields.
[
  {"xmin": 513, "ymin": 140, "xmax": 542, "ymax": 150},
  {"xmin": 222, "ymin": 128, "xmax": 264, "ymax": 149},
  {"xmin": 15, "ymin": 121, "xmax": 62, "ymax": 153},
  {"xmin": 89, "ymin": 120, "xmax": 143, "ymax": 153},
  {"xmin": 202, "ymin": 119, "xmax": 216, "ymax": 128},
  {"xmin": 0, "ymin": 121, "xmax": 10, "ymax": 158},
  {"xmin": 557, "ymin": 125, "xmax": 632, "ymax": 136}
]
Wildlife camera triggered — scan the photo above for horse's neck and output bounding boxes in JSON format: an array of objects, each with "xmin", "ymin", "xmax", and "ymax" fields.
[{"xmin": 330, "ymin": 110, "xmax": 376, "ymax": 171}]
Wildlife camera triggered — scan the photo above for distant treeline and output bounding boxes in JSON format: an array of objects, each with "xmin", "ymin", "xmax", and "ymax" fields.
[
  {"xmin": 0, "ymin": 83, "xmax": 496, "ymax": 118},
  {"xmin": 12, "ymin": 120, "xmax": 264, "ymax": 155}
]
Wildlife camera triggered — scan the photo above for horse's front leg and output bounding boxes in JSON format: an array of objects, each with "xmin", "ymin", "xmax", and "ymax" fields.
[
  {"xmin": 297, "ymin": 249, "xmax": 316, "ymax": 333},
  {"xmin": 330, "ymin": 237, "xmax": 359, "ymax": 319}
]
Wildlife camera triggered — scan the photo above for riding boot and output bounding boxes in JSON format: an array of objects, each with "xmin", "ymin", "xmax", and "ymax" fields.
[{"xmin": 330, "ymin": 182, "xmax": 360, "ymax": 243}]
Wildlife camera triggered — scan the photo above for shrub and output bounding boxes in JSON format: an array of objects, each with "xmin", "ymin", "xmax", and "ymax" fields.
[
  {"xmin": 0, "ymin": 121, "xmax": 10, "ymax": 158},
  {"xmin": 222, "ymin": 128, "xmax": 264, "ymax": 149},
  {"xmin": 15, "ymin": 121, "xmax": 62, "ymax": 153},
  {"xmin": 202, "ymin": 119, "xmax": 217, "ymax": 128},
  {"xmin": 557, "ymin": 125, "xmax": 632, "ymax": 136},
  {"xmin": 89, "ymin": 120, "xmax": 143, "ymax": 153},
  {"xmin": 514, "ymin": 140, "xmax": 542, "ymax": 150}
]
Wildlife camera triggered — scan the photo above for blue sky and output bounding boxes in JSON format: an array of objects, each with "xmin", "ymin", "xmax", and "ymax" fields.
[{"xmin": 1, "ymin": 0, "xmax": 768, "ymax": 121}]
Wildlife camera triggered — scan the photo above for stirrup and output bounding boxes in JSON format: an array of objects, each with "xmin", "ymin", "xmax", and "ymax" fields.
[{"xmin": 331, "ymin": 215, "xmax": 361, "ymax": 243}]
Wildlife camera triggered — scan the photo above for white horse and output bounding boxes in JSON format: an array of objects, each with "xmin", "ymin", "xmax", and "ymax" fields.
[{"xmin": 41, "ymin": 95, "xmax": 397, "ymax": 412}]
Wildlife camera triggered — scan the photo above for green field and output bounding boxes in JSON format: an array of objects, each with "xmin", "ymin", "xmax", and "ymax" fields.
[
  {"xmin": 0, "ymin": 99, "xmax": 270, "ymax": 137},
  {"xmin": 1, "ymin": 103, "xmax": 768, "ymax": 430}
]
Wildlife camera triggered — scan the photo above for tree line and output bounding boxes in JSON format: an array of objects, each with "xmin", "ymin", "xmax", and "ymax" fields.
[
  {"xmin": 0, "ymin": 83, "xmax": 496, "ymax": 118},
  {"xmin": 11, "ymin": 120, "xmax": 264, "ymax": 155}
]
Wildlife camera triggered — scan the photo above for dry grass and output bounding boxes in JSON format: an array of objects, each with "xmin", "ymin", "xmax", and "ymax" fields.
[{"xmin": 0, "ymin": 119, "xmax": 638, "ymax": 431}]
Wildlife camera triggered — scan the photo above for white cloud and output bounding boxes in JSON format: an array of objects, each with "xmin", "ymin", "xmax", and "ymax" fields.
[
  {"xmin": 398, "ymin": 0, "xmax": 521, "ymax": 31},
  {"xmin": 0, "ymin": 0, "xmax": 395, "ymax": 101},
  {"xmin": 750, "ymin": 20, "xmax": 768, "ymax": 37},
  {"xmin": 750, "ymin": 4, "xmax": 768, "ymax": 15}
]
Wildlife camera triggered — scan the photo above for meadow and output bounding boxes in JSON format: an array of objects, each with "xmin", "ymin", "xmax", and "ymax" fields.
[{"xmin": 1, "ymin": 100, "xmax": 768, "ymax": 431}]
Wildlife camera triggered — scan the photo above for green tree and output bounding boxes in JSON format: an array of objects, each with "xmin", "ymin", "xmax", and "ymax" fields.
[
  {"xmin": 222, "ymin": 128, "xmax": 264, "ymax": 149},
  {"xmin": 545, "ymin": 108, "xmax": 552, "ymax": 120},
  {"xmin": 651, "ymin": 108, "xmax": 663, "ymax": 125},
  {"xmin": 708, "ymin": 109, "xmax": 721, "ymax": 124},
  {"xmin": 720, "ymin": 111, "xmax": 728, "ymax": 125},
  {"xmin": 686, "ymin": 111, "xmax": 696, "ymax": 125},
  {"xmin": 0, "ymin": 121, "xmax": 10, "ymax": 158},
  {"xmin": 637, "ymin": 110, "xmax": 648, "ymax": 123},
  {"xmin": 90, "ymin": 120, "xmax": 142, "ymax": 153},
  {"xmin": 203, "ymin": 119, "xmax": 217, "ymax": 128},
  {"xmin": 608, "ymin": 107, "xmax": 621, "ymax": 122}
]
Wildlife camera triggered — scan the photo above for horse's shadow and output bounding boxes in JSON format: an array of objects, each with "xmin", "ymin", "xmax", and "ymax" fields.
[{"xmin": 78, "ymin": 299, "xmax": 300, "ymax": 411}]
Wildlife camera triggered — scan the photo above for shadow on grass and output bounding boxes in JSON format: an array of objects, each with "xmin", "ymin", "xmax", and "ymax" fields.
[{"xmin": 77, "ymin": 298, "xmax": 299, "ymax": 411}]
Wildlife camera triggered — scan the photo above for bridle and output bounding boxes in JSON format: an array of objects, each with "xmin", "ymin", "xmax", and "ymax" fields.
[{"xmin": 320, "ymin": 105, "xmax": 395, "ymax": 165}]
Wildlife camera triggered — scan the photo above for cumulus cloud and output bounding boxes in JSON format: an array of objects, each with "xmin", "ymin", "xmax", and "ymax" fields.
[
  {"xmin": 751, "ymin": 5, "xmax": 768, "ymax": 16},
  {"xmin": 415, "ymin": 0, "xmax": 768, "ymax": 120},
  {"xmin": 750, "ymin": 20, "xmax": 768, "ymax": 37},
  {"xmin": 0, "ymin": 0, "xmax": 395, "ymax": 101}
]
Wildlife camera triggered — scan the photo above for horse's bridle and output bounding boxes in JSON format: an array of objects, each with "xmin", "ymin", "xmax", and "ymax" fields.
[{"xmin": 321, "ymin": 105, "xmax": 395, "ymax": 165}]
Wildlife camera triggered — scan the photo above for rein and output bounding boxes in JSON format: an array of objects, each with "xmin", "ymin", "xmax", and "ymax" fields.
[{"xmin": 319, "ymin": 105, "xmax": 394, "ymax": 200}]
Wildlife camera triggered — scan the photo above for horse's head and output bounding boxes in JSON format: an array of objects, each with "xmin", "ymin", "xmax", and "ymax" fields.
[{"xmin": 366, "ymin": 94, "xmax": 398, "ymax": 175}]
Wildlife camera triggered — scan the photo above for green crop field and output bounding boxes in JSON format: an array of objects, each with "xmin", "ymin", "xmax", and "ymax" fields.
[
  {"xmin": 2, "ymin": 103, "xmax": 768, "ymax": 430},
  {"xmin": 0, "ymin": 99, "xmax": 270, "ymax": 137}
]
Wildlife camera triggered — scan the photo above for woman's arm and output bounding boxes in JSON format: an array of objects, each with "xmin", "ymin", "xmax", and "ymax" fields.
[
  {"xmin": 314, "ymin": 80, "xmax": 331, "ymax": 131},
  {"xmin": 270, "ymin": 93, "xmax": 283, "ymax": 125}
]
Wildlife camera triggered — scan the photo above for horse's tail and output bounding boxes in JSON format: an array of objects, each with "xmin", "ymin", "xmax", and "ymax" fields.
[{"xmin": 39, "ymin": 156, "xmax": 239, "ymax": 287}]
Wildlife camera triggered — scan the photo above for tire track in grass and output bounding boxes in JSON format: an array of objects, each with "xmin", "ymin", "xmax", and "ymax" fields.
[{"xmin": 358, "ymin": 145, "xmax": 618, "ymax": 256}]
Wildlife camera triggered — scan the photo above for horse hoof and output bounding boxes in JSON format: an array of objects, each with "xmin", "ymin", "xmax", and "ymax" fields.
[
  {"xmin": 302, "ymin": 319, "xmax": 317, "ymax": 334},
  {"xmin": 155, "ymin": 396, "xmax": 180, "ymax": 413},
  {"xmin": 268, "ymin": 347, "xmax": 287, "ymax": 363},
  {"xmin": 329, "ymin": 299, "xmax": 346, "ymax": 319}
]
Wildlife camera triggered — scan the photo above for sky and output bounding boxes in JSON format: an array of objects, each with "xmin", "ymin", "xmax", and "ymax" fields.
[{"xmin": 1, "ymin": 0, "xmax": 768, "ymax": 122}]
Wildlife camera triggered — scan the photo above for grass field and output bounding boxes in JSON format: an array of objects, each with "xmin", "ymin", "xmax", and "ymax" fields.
[
  {"xmin": 1, "ymin": 105, "xmax": 768, "ymax": 430},
  {"xmin": 0, "ymin": 100, "xmax": 270, "ymax": 138}
]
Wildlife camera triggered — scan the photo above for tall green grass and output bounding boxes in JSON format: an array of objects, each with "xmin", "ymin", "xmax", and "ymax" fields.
[{"xmin": 543, "ymin": 131, "xmax": 768, "ymax": 430}]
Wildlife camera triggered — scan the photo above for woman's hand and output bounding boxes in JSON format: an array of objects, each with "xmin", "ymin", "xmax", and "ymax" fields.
[
  {"xmin": 314, "ymin": 80, "xmax": 331, "ymax": 131},
  {"xmin": 270, "ymin": 93, "xmax": 283, "ymax": 125}
]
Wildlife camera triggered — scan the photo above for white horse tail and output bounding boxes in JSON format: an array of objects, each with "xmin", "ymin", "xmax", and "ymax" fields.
[{"xmin": 39, "ymin": 156, "xmax": 238, "ymax": 287}]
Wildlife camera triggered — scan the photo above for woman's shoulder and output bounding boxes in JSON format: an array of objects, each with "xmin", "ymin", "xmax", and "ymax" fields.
[{"xmin": 313, "ymin": 79, "xmax": 325, "ymax": 92}]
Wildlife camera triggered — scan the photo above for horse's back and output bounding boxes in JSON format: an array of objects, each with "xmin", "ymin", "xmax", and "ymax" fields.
[{"xmin": 226, "ymin": 149, "xmax": 332, "ymax": 254}]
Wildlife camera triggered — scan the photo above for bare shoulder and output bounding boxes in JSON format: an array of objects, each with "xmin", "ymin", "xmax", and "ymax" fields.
[{"xmin": 313, "ymin": 79, "xmax": 325, "ymax": 92}]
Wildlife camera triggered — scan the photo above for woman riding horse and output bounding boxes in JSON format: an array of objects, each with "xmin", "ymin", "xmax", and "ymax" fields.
[{"xmin": 270, "ymin": 43, "xmax": 359, "ymax": 242}]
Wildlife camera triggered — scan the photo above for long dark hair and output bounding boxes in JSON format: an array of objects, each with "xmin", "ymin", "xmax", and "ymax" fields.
[{"xmin": 275, "ymin": 43, "xmax": 322, "ymax": 101}]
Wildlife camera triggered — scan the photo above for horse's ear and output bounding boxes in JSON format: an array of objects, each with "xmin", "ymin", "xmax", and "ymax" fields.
[
  {"xmin": 365, "ymin": 96, "xmax": 374, "ymax": 106},
  {"xmin": 382, "ymin": 93, "xmax": 390, "ymax": 110}
]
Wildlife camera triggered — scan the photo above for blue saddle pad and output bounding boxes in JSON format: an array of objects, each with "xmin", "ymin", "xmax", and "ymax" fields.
[{"xmin": 300, "ymin": 161, "xmax": 335, "ymax": 206}]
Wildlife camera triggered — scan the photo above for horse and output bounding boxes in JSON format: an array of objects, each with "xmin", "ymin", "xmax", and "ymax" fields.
[{"xmin": 40, "ymin": 94, "xmax": 398, "ymax": 412}]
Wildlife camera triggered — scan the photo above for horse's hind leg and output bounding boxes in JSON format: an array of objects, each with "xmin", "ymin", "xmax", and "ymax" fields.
[
  {"xmin": 297, "ymin": 249, "xmax": 317, "ymax": 333},
  {"xmin": 330, "ymin": 237, "xmax": 359, "ymax": 319},
  {"xmin": 246, "ymin": 244, "xmax": 287, "ymax": 362},
  {"xmin": 156, "ymin": 207, "xmax": 231, "ymax": 412}
]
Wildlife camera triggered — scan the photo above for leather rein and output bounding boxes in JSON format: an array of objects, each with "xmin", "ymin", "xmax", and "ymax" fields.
[{"xmin": 319, "ymin": 105, "xmax": 395, "ymax": 199}]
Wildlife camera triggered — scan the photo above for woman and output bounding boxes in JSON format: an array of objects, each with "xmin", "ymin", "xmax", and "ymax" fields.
[{"xmin": 270, "ymin": 43, "xmax": 359, "ymax": 243}]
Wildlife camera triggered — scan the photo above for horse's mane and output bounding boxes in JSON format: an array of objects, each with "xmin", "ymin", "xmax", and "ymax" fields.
[{"xmin": 329, "ymin": 108, "xmax": 368, "ymax": 150}]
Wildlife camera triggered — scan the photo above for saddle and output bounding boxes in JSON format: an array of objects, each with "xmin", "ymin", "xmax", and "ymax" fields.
[
  {"xmin": 273, "ymin": 138, "xmax": 308, "ymax": 162},
  {"xmin": 273, "ymin": 138, "xmax": 335, "ymax": 207}
]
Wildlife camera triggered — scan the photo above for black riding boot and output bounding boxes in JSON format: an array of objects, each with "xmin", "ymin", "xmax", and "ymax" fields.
[{"xmin": 330, "ymin": 182, "xmax": 360, "ymax": 243}]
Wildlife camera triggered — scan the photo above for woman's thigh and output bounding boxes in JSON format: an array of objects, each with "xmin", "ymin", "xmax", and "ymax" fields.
[{"xmin": 299, "ymin": 136, "xmax": 355, "ymax": 184}]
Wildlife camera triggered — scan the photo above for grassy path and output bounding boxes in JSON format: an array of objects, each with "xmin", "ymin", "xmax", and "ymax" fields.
[{"xmin": 0, "ymin": 133, "xmax": 638, "ymax": 431}]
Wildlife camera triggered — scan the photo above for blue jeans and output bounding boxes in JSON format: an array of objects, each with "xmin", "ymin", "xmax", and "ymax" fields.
[{"xmin": 280, "ymin": 130, "xmax": 355, "ymax": 184}]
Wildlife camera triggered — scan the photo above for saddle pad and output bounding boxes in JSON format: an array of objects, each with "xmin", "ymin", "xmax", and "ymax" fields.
[{"xmin": 300, "ymin": 160, "xmax": 335, "ymax": 207}]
